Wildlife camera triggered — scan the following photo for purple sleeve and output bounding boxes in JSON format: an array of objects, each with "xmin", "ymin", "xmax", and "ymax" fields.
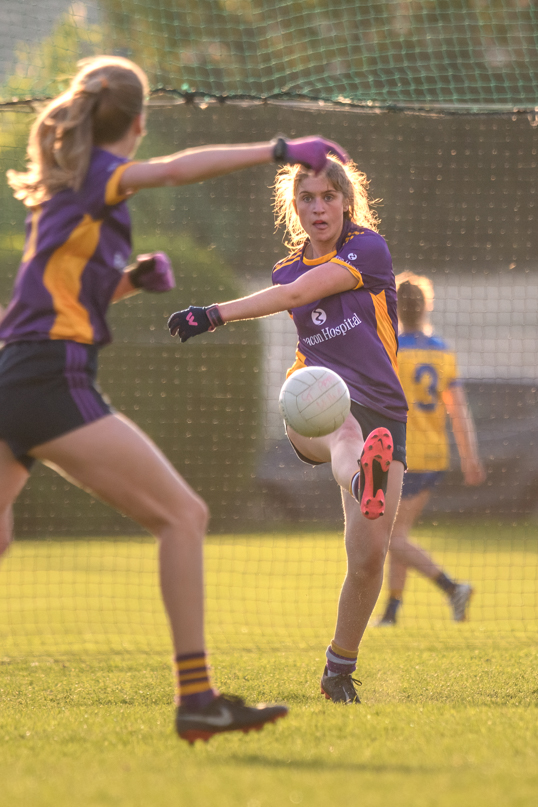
[
  {"xmin": 335, "ymin": 231, "xmax": 394, "ymax": 294},
  {"xmin": 77, "ymin": 151, "xmax": 131, "ymax": 220}
]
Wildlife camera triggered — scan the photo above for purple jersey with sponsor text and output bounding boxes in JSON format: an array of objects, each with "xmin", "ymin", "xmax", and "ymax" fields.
[
  {"xmin": 0, "ymin": 147, "xmax": 135, "ymax": 347},
  {"xmin": 272, "ymin": 226, "xmax": 408, "ymax": 421}
]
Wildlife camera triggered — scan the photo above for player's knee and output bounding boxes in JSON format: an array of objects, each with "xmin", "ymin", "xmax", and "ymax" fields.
[
  {"xmin": 348, "ymin": 537, "xmax": 387, "ymax": 579},
  {"xmin": 333, "ymin": 417, "xmax": 362, "ymax": 447},
  {"xmin": 187, "ymin": 493, "xmax": 209, "ymax": 535},
  {"xmin": 167, "ymin": 491, "xmax": 208, "ymax": 538},
  {"xmin": 146, "ymin": 488, "xmax": 209, "ymax": 542},
  {"xmin": 362, "ymin": 543, "xmax": 387, "ymax": 577}
]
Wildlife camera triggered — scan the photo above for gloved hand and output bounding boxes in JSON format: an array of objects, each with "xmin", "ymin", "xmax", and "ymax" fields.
[
  {"xmin": 128, "ymin": 252, "xmax": 175, "ymax": 292},
  {"xmin": 168, "ymin": 304, "xmax": 224, "ymax": 343},
  {"xmin": 273, "ymin": 136, "xmax": 349, "ymax": 173}
]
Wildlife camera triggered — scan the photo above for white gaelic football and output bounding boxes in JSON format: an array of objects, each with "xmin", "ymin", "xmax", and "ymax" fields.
[{"xmin": 278, "ymin": 366, "xmax": 351, "ymax": 438}]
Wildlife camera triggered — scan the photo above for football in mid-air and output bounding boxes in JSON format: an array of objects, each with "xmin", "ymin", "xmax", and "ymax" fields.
[{"xmin": 278, "ymin": 366, "xmax": 351, "ymax": 438}]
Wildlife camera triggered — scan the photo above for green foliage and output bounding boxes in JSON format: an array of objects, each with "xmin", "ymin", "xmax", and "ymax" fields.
[
  {"xmin": 99, "ymin": 0, "xmax": 538, "ymax": 107},
  {"xmin": 0, "ymin": 7, "xmax": 103, "ymax": 103},
  {"xmin": 1, "ymin": 1, "xmax": 538, "ymax": 107}
]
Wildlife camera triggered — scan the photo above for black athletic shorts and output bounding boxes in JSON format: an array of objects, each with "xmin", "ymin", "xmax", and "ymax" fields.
[
  {"xmin": 0, "ymin": 340, "xmax": 114, "ymax": 470},
  {"xmin": 288, "ymin": 399, "xmax": 407, "ymax": 468}
]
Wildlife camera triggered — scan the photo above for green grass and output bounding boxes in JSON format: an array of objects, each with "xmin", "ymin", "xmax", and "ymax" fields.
[{"xmin": 1, "ymin": 523, "xmax": 537, "ymax": 806}]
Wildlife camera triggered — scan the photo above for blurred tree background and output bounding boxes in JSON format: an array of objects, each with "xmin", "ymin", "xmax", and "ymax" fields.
[
  {"xmin": 3, "ymin": 1, "xmax": 538, "ymax": 108},
  {"xmin": 1, "ymin": 2, "xmax": 538, "ymax": 533}
]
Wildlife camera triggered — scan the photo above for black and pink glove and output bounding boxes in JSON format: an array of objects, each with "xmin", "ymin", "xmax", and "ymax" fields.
[
  {"xmin": 273, "ymin": 136, "xmax": 349, "ymax": 173},
  {"xmin": 128, "ymin": 252, "xmax": 175, "ymax": 292},
  {"xmin": 168, "ymin": 305, "xmax": 224, "ymax": 343}
]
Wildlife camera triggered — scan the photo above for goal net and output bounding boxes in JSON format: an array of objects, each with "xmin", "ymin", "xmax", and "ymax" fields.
[{"xmin": 0, "ymin": 1, "xmax": 537, "ymax": 656}]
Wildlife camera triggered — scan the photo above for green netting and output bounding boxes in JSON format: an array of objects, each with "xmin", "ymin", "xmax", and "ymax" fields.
[
  {"xmin": 2, "ymin": 1, "xmax": 538, "ymax": 111},
  {"xmin": 1, "ymin": 2, "xmax": 538, "ymax": 655}
]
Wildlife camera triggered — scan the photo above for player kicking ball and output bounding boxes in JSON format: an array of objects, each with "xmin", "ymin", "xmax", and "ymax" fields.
[
  {"xmin": 0, "ymin": 55, "xmax": 349, "ymax": 741},
  {"xmin": 169, "ymin": 156, "xmax": 408, "ymax": 705}
]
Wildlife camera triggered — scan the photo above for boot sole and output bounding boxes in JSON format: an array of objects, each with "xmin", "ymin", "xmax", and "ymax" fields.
[
  {"xmin": 178, "ymin": 711, "xmax": 287, "ymax": 745},
  {"xmin": 360, "ymin": 427, "xmax": 393, "ymax": 520}
]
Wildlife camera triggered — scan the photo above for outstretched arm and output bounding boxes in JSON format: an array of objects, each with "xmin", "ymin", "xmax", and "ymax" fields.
[
  {"xmin": 220, "ymin": 261, "xmax": 356, "ymax": 321},
  {"xmin": 168, "ymin": 261, "xmax": 357, "ymax": 340},
  {"xmin": 112, "ymin": 253, "xmax": 175, "ymax": 302},
  {"xmin": 442, "ymin": 385, "xmax": 486, "ymax": 486},
  {"xmin": 119, "ymin": 136, "xmax": 349, "ymax": 193},
  {"xmin": 111, "ymin": 272, "xmax": 138, "ymax": 302}
]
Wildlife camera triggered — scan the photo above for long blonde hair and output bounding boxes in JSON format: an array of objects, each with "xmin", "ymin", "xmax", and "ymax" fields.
[
  {"xmin": 272, "ymin": 157, "xmax": 380, "ymax": 250},
  {"xmin": 7, "ymin": 56, "xmax": 149, "ymax": 207}
]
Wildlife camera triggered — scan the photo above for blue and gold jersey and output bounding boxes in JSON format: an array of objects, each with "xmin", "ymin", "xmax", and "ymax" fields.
[
  {"xmin": 398, "ymin": 331, "xmax": 461, "ymax": 471},
  {"xmin": 272, "ymin": 226, "xmax": 408, "ymax": 422},
  {"xmin": 0, "ymin": 147, "xmax": 135, "ymax": 347}
]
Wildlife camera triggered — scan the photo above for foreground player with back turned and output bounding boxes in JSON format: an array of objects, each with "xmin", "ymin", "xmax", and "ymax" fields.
[
  {"xmin": 377, "ymin": 273, "xmax": 485, "ymax": 626},
  {"xmin": 0, "ymin": 55, "xmax": 348, "ymax": 742},
  {"xmin": 169, "ymin": 156, "xmax": 408, "ymax": 705}
]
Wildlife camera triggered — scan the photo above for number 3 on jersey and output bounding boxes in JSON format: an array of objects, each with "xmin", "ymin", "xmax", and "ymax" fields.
[{"xmin": 413, "ymin": 363, "xmax": 439, "ymax": 412}]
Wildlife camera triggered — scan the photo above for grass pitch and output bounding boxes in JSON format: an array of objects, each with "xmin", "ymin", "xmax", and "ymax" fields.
[{"xmin": 0, "ymin": 522, "xmax": 537, "ymax": 807}]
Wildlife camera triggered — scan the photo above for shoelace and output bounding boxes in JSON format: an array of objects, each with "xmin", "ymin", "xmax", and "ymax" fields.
[{"xmin": 332, "ymin": 673, "xmax": 362, "ymax": 688}]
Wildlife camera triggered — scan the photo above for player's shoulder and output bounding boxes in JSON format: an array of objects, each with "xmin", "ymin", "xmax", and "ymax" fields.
[
  {"xmin": 82, "ymin": 148, "xmax": 129, "ymax": 190},
  {"xmin": 272, "ymin": 246, "xmax": 303, "ymax": 275},
  {"xmin": 338, "ymin": 227, "xmax": 391, "ymax": 269},
  {"xmin": 399, "ymin": 331, "xmax": 450, "ymax": 351},
  {"xmin": 78, "ymin": 148, "xmax": 132, "ymax": 210},
  {"xmin": 343, "ymin": 226, "xmax": 387, "ymax": 248},
  {"xmin": 90, "ymin": 146, "xmax": 129, "ymax": 173}
]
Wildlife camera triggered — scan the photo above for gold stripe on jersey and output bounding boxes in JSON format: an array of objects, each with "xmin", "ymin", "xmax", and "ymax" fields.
[
  {"xmin": 104, "ymin": 161, "xmax": 137, "ymax": 206},
  {"xmin": 286, "ymin": 347, "xmax": 307, "ymax": 378},
  {"xmin": 302, "ymin": 249, "xmax": 337, "ymax": 266},
  {"xmin": 370, "ymin": 290, "xmax": 399, "ymax": 374},
  {"xmin": 43, "ymin": 213, "xmax": 101, "ymax": 343},
  {"xmin": 22, "ymin": 207, "xmax": 42, "ymax": 263},
  {"xmin": 332, "ymin": 257, "xmax": 364, "ymax": 290},
  {"xmin": 273, "ymin": 248, "xmax": 302, "ymax": 273}
]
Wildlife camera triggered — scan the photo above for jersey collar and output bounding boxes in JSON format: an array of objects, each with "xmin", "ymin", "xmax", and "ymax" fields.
[{"xmin": 301, "ymin": 243, "xmax": 338, "ymax": 266}]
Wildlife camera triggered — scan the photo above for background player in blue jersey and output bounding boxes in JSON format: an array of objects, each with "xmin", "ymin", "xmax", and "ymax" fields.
[
  {"xmin": 169, "ymin": 157, "xmax": 408, "ymax": 705},
  {"xmin": 0, "ymin": 55, "xmax": 347, "ymax": 742},
  {"xmin": 378, "ymin": 272, "xmax": 486, "ymax": 626}
]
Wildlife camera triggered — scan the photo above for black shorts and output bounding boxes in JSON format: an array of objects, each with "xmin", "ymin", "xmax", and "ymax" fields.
[
  {"xmin": 401, "ymin": 471, "xmax": 445, "ymax": 499},
  {"xmin": 0, "ymin": 340, "xmax": 113, "ymax": 470},
  {"xmin": 288, "ymin": 399, "xmax": 407, "ymax": 468}
]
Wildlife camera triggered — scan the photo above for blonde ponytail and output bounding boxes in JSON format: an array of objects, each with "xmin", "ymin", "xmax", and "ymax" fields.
[{"xmin": 7, "ymin": 56, "xmax": 149, "ymax": 206}]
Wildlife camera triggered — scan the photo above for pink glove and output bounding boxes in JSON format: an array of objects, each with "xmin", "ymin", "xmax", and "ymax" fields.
[
  {"xmin": 129, "ymin": 252, "xmax": 175, "ymax": 293},
  {"xmin": 273, "ymin": 136, "xmax": 349, "ymax": 173}
]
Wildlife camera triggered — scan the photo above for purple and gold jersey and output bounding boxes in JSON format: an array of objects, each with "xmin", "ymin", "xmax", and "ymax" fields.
[
  {"xmin": 272, "ymin": 226, "xmax": 408, "ymax": 422},
  {"xmin": 0, "ymin": 147, "xmax": 135, "ymax": 347}
]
